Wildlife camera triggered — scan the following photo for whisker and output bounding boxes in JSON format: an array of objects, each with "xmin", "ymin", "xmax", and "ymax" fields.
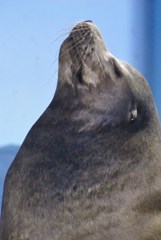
[
  {"xmin": 51, "ymin": 26, "xmax": 91, "ymax": 46},
  {"xmin": 50, "ymin": 24, "xmax": 91, "ymax": 77},
  {"xmin": 50, "ymin": 23, "xmax": 89, "ymax": 45},
  {"xmin": 57, "ymin": 77, "xmax": 66, "ymax": 91},
  {"xmin": 51, "ymin": 32, "xmax": 69, "ymax": 45},
  {"xmin": 73, "ymin": 35, "xmax": 93, "ymax": 80},
  {"xmin": 59, "ymin": 30, "xmax": 90, "ymax": 61},
  {"xmin": 55, "ymin": 22, "xmax": 94, "ymax": 91}
]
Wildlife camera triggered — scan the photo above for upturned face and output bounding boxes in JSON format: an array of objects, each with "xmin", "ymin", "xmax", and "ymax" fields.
[{"xmin": 57, "ymin": 21, "xmax": 160, "ymax": 134}]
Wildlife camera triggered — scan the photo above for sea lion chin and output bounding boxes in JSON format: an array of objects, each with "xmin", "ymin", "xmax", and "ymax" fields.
[{"xmin": 1, "ymin": 21, "xmax": 161, "ymax": 240}]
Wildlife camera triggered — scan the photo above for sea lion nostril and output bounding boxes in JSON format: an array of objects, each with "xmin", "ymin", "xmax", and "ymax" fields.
[{"xmin": 84, "ymin": 20, "xmax": 93, "ymax": 23}]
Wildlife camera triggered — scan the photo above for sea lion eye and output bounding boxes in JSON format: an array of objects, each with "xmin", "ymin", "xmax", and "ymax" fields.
[{"xmin": 129, "ymin": 109, "xmax": 137, "ymax": 123}]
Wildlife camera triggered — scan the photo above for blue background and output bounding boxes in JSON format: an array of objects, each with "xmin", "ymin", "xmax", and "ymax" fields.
[{"xmin": 0, "ymin": 0, "xmax": 161, "ymax": 145}]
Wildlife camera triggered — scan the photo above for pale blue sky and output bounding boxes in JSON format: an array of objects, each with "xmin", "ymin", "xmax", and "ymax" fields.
[{"xmin": 0, "ymin": 0, "xmax": 144, "ymax": 146}]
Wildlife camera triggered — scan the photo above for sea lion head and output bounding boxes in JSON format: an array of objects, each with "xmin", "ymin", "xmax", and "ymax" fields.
[{"xmin": 55, "ymin": 20, "xmax": 160, "ymax": 134}]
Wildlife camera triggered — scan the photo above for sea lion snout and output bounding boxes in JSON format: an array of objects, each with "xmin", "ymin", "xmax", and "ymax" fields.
[{"xmin": 59, "ymin": 21, "xmax": 115, "ymax": 88}]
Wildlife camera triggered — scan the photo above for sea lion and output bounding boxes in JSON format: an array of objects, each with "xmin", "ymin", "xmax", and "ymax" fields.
[{"xmin": 1, "ymin": 20, "xmax": 161, "ymax": 240}]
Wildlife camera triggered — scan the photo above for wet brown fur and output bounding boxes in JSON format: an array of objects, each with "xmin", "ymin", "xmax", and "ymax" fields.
[{"xmin": 1, "ymin": 21, "xmax": 161, "ymax": 240}]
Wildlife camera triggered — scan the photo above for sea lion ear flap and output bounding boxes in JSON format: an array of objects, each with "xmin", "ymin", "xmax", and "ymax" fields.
[{"xmin": 110, "ymin": 58, "xmax": 123, "ymax": 78}]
